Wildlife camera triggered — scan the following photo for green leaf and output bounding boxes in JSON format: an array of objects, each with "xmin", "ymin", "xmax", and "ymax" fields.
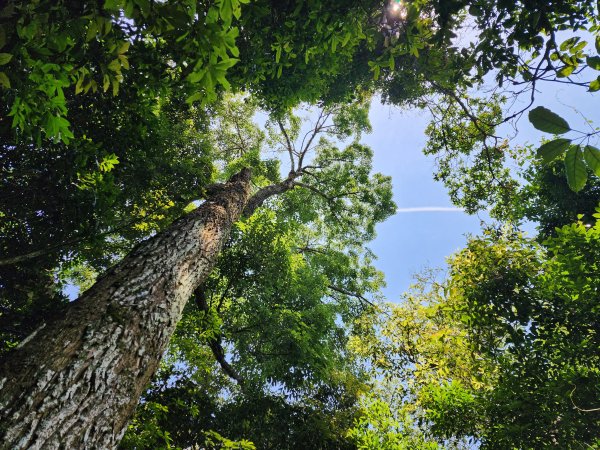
[
  {"xmin": 0, "ymin": 53, "xmax": 12, "ymax": 65},
  {"xmin": 341, "ymin": 32, "xmax": 352, "ymax": 47},
  {"xmin": 232, "ymin": 0, "xmax": 243, "ymax": 19},
  {"xmin": 215, "ymin": 57, "xmax": 239, "ymax": 70},
  {"xmin": 572, "ymin": 40, "xmax": 587, "ymax": 54},
  {"xmin": 104, "ymin": 0, "xmax": 123, "ymax": 10},
  {"xmin": 557, "ymin": 64, "xmax": 575, "ymax": 77},
  {"xmin": 219, "ymin": 0, "xmax": 233, "ymax": 24},
  {"xmin": 75, "ymin": 74, "xmax": 84, "ymax": 94},
  {"xmin": 118, "ymin": 54, "xmax": 129, "ymax": 69},
  {"xmin": 587, "ymin": 56, "xmax": 600, "ymax": 70},
  {"xmin": 98, "ymin": 153, "xmax": 120, "ymax": 172},
  {"xmin": 590, "ymin": 76, "xmax": 600, "ymax": 92},
  {"xmin": 216, "ymin": 72, "xmax": 231, "ymax": 89},
  {"xmin": 86, "ymin": 21, "xmax": 98, "ymax": 42},
  {"xmin": 536, "ymin": 138, "xmax": 571, "ymax": 163},
  {"xmin": 583, "ymin": 145, "xmax": 600, "ymax": 176},
  {"xmin": 274, "ymin": 45, "xmax": 281, "ymax": 63},
  {"xmin": 206, "ymin": 5, "xmax": 219, "ymax": 23},
  {"xmin": 108, "ymin": 58, "xmax": 121, "ymax": 72},
  {"xmin": 187, "ymin": 68, "xmax": 207, "ymax": 84},
  {"xmin": 0, "ymin": 71, "xmax": 9, "ymax": 88},
  {"xmin": 186, "ymin": 91, "xmax": 202, "ymax": 104},
  {"xmin": 528, "ymin": 106, "xmax": 571, "ymax": 134},
  {"xmin": 47, "ymin": 116, "xmax": 57, "ymax": 137},
  {"xmin": 564, "ymin": 145, "xmax": 587, "ymax": 192},
  {"xmin": 134, "ymin": 0, "xmax": 150, "ymax": 16},
  {"xmin": 560, "ymin": 37, "xmax": 580, "ymax": 52},
  {"xmin": 117, "ymin": 41, "xmax": 130, "ymax": 54},
  {"xmin": 123, "ymin": 0, "xmax": 134, "ymax": 18}
]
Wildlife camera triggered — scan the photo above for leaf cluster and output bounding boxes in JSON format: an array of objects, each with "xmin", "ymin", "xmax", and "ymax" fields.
[
  {"xmin": 529, "ymin": 106, "xmax": 600, "ymax": 192},
  {"xmin": 366, "ymin": 227, "xmax": 600, "ymax": 448}
]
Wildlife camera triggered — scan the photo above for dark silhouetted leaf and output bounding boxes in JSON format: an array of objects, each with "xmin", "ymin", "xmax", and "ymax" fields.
[{"xmin": 529, "ymin": 107, "xmax": 570, "ymax": 134}]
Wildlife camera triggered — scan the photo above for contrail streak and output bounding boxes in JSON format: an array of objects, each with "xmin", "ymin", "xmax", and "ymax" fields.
[{"xmin": 395, "ymin": 206, "xmax": 465, "ymax": 213}]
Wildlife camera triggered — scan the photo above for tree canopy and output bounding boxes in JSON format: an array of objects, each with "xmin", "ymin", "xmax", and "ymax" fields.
[{"xmin": 2, "ymin": 0, "xmax": 600, "ymax": 448}]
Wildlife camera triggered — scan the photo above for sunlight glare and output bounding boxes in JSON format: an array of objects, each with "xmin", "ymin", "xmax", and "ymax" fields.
[{"xmin": 390, "ymin": 1, "xmax": 407, "ymax": 19}]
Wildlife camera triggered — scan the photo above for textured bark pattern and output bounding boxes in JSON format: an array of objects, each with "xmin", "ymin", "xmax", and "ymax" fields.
[{"xmin": 0, "ymin": 170, "xmax": 252, "ymax": 450}]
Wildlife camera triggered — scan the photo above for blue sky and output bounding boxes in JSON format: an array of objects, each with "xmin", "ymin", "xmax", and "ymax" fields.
[
  {"xmin": 364, "ymin": 101, "xmax": 483, "ymax": 300},
  {"xmin": 63, "ymin": 72, "xmax": 597, "ymax": 303},
  {"xmin": 365, "ymin": 79, "xmax": 598, "ymax": 301}
]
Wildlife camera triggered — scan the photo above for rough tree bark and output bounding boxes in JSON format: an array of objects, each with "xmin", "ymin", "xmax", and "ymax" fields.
[{"xmin": 0, "ymin": 169, "xmax": 252, "ymax": 450}]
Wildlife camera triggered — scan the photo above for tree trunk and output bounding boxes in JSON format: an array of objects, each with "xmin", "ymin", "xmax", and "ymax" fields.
[{"xmin": 0, "ymin": 169, "xmax": 252, "ymax": 450}]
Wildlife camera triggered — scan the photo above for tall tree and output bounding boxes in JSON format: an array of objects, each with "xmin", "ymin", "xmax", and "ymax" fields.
[
  {"xmin": 0, "ymin": 1, "xmax": 400, "ymax": 446},
  {"xmin": 0, "ymin": 168, "xmax": 253, "ymax": 449},
  {"xmin": 0, "ymin": 0, "xmax": 386, "ymax": 350},
  {"xmin": 2, "ymin": 0, "xmax": 599, "ymax": 447},
  {"xmin": 120, "ymin": 98, "xmax": 392, "ymax": 449},
  {"xmin": 0, "ymin": 95, "xmax": 394, "ymax": 448}
]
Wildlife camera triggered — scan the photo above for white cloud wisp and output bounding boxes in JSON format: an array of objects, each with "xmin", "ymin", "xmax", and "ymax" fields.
[{"xmin": 395, "ymin": 206, "xmax": 465, "ymax": 213}]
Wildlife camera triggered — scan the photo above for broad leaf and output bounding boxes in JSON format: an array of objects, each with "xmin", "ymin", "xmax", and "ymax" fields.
[
  {"xmin": 85, "ymin": 20, "xmax": 98, "ymax": 42},
  {"xmin": 536, "ymin": 138, "xmax": 570, "ymax": 163},
  {"xmin": 583, "ymin": 145, "xmax": 600, "ymax": 176},
  {"xmin": 215, "ymin": 57, "xmax": 239, "ymax": 70},
  {"xmin": 186, "ymin": 91, "xmax": 202, "ymax": 104},
  {"xmin": 108, "ymin": 58, "xmax": 121, "ymax": 72},
  {"xmin": 118, "ymin": 54, "xmax": 129, "ymax": 69},
  {"xmin": 0, "ymin": 52, "xmax": 12, "ymax": 65},
  {"xmin": 564, "ymin": 145, "xmax": 587, "ymax": 192},
  {"xmin": 587, "ymin": 56, "xmax": 600, "ymax": 70},
  {"xmin": 557, "ymin": 65, "xmax": 575, "ymax": 78},
  {"xmin": 187, "ymin": 68, "xmax": 207, "ymax": 84},
  {"xmin": 98, "ymin": 153, "xmax": 120, "ymax": 172},
  {"xmin": 560, "ymin": 37, "xmax": 580, "ymax": 51},
  {"xmin": 528, "ymin": 106, "xmax": 570, "ymax": 134},
  {"xmin": 0, "ymin": 71, "xmax": 9, "ymax": 88},
  {"xmin": 117, "ymin": 41, "xmax": 130, "ymax": 54}
]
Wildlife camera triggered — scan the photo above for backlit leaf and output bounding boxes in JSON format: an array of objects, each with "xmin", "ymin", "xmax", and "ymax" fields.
[
  {"xmin": 557, "ymin": 64, "xmax": 575, "ymax": 78},
  {"xmin": 583, "ymin": 145, "xmax": 600, "ymax": 176},
  {"xmin": 564, "ymin": 145, "xmax": 587, "ymax": 192},
  {"xmin": 536, "ymin": 138, "xmax": 571, "ymax": 163},
  {"xmin": 0, "ymin": 53, "xmax": 12, "ymax": 65},
  {"xmin": 0, "ymin": 71, "xmax": 9, "ymax": 88}
]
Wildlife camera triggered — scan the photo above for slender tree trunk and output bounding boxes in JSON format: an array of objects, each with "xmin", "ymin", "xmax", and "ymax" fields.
[{"xmin": 0, "ymin": 169, "xmax": 252, "ymax": 450}]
